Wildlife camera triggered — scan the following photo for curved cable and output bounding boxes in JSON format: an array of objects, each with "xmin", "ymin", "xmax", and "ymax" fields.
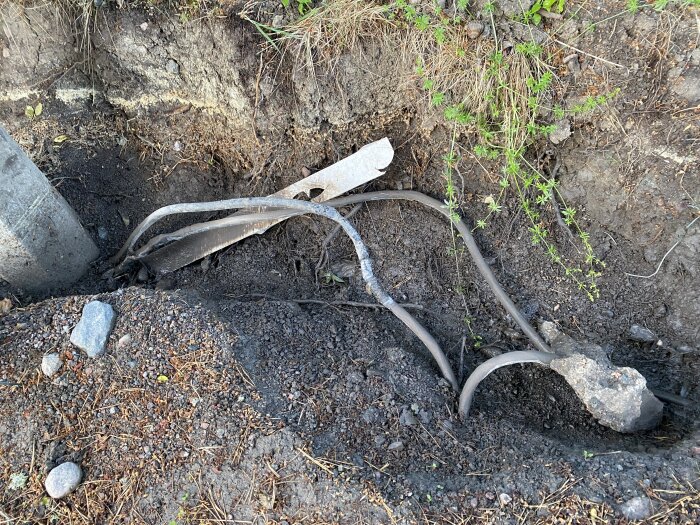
[
  {"xmin": 111, "ymin": 196, "xmax": 458, "ymax": 391},
  {"xmin": 458, "ymin": 351, "xmax": 556, "ymax": 417}
]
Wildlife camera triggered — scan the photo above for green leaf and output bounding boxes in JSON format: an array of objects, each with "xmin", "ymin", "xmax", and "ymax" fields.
[
  {"xmin": 34, "ymin": 102, "xmax": 43, "ymax": 117},
  {"xmin": 25, "ymin": 105, "xmax": 35, "ymax": 119},
  {"xmin": 431, "ymin": 91, "xmax": 445, "ymax": 106},
  {"xmin": 415, "ymin": 15, "xmax": 430, "ymax": 31}
]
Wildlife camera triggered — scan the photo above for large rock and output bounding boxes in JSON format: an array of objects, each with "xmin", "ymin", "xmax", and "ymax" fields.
[
  {"xmin": 70, "ymin": 301, "xmax": 116, "ymax": 358},
  {"xmin": 541, "ymin": 322, "xmax": 663, "ymax": 433},
  {"xmin": 0, "ymin": 126, "xmax": 99, "ymax": 293}
]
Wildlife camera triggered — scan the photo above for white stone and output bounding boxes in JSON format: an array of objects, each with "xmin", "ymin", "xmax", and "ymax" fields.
[
  {"xmin": 45, "ymin": 462, "xmax": 82, "ymax": 499},
  {"xmin": 499, "ymin": 493, "xmax": 512, "ymax": 506},
  {"xmin": 41, "ymin": 353, "xmax": 62, "ymax": 377},
  {"xmin": 619, "ymin": 496, "xmax": 653, "ymax": 521}
]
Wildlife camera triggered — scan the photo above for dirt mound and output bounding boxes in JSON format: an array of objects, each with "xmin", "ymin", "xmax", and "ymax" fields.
[{"xmin": 1, "ymin": 289, "xmax": 698, "ymax": 523}]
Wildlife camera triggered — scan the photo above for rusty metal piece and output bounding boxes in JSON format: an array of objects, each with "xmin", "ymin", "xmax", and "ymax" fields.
[{"xmin": 140, "ymin": 138, "xmax": 394, "ymax": 274}]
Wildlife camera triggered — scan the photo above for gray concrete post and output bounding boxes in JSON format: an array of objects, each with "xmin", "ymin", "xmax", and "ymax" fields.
[{"xmin": 0, "ymin": 126, "xmax": 99, "ymax": 293}]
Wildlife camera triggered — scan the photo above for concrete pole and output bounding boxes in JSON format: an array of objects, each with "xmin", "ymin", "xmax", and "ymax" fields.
[{"xmin": 0, "ymin": 126, "xmax": 99, "ymax": 293}]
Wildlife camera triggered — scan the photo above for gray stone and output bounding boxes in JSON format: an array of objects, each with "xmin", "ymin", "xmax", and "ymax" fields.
[
  {"xmin": 540, "ymin": 321, "xmax": 607, "ymax": 360},
  {"xmin": 0, "ymin": 126, "xmax": 99, "ymax": 293},
  {"xmin": 629, "ymin": 324, "xmax": 656, "ymax": 343},
  {"xmin": 70, "ymin": 301, "xmax": 116, "ymax": 358},
  {"xmin": 619, "ymin": 496, "xmax": 653, "ymax": 521},
  {"xmin": 45, "ymin": 462, "xmax": 82, "ymax": 499},
  {"xmin": 549, "ymin": 119, "xmax": 572, "ymax": 145},
  {"xmin": 549, "ymin": 354, "xmax": 663, "ymax": 433},
  {"xmin": 41, "ymin": 353, "xmax": 62, "ymax": 377},
  {"xmin": 499, "ymin": 493, "xmax": 512, "ymax": 506},
  {"xmin": 387, "ymin": 441, "xmax": 404, "ymax": 452},
  {"xmin": 165, "ymin": 59, "xmax": 180, "ymax": 75},
  {"xmin": 671, "ymin": 71, "xmax": 700, "ymax": 104},
  {"xmin": 399, "ymin": 408, "xmax": 417, "ymax": 426},
  {"xmin": 542, "ymin": 322, "xmax": 663, "ymax": 433},
  {"xmin": 116, "ymin": 334, "xmax": 132, "ymax": 349},
  {"xmin": 361, "ymin": 407, "xmax": 382, "ymax": 424},
  {"xmin": 466, "ymin": 21, "xmax": 484, "ymax": 39}
]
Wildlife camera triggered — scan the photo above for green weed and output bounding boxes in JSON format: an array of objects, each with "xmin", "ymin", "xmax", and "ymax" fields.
[{"xmin": 525, "ymin": 0, "xmax": 566, "ymax": 25}]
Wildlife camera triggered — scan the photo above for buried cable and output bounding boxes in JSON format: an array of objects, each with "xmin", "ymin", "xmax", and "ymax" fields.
[
  {"xmin": 457, "ymin": 351, "xmax": 556, "ymax": 418},
  {"xmin": 116, "ymin": 190, "xmax": 549, "ymax": 355},
  {"xmin": 115, "ymin": 191, "xmax": 685, "ymax": 417},
  {"xmin": 112, "ymin": 196, "xmax": 459, "ymax": 391}
]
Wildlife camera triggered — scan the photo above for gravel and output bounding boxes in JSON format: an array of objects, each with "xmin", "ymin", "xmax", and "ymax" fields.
[{"xmin": 1, "ymin": 290, "xmax": 697, "ymax": 523}]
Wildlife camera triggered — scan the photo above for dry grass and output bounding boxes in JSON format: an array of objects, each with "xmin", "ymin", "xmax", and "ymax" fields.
[{"xmin": 241, "ymin": 0, "xmax": 395, "ymax": 74}]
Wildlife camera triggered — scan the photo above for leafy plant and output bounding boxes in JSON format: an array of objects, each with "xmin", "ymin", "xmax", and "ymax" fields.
[
  {"xmin": 281, "ymin": 0, "xmax": 313, "ymax": 15},
  {"xmin": 322, "ymin": 271, "xmax": 344, "ymax": 285},
  {"xmin": 24, "ymin": 102, "xmax": 43, "ymax": 119},
  {"xmin": 525, "ymin": 0, "xmax": 565, "ymax": 25}
]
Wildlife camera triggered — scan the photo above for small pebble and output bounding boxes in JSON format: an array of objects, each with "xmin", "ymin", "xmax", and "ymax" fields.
[
  {"xmin": 165, "ymin": 59, "xmax": 180, "ymax": 75},
  {"xmin": 388, "ymin": 441, "xmax": 404, "ymax": 452},
  {"xmin": 0, "ymin": 298, "xmax": 12, "ymax": 314},
  {"xmin": 466, "ymin": 21, "xmax": 484, "ymax": 39},
  {"xmin": 140, "ymin": 22, "xmax": 148, "ymax": 30},
  {"xmin": 499, "ymin": 493, "xmax": 512, "ymax": 506},
  {"xmin": 97, "ymin": 226, "xmax": 108, "ymax": 240},
  {"xmin": 41, "ymin": 353, "xmax": 62, "ymax": 377},
  {"xmin": 45, "ymin": 462, "xmax": 82, "ymax": 499},
  {"xmin": 117, "ymin": 334, "xmax": 132, "ymax": 350},
  {"xmin": 137, "ymin": 267, "xmax": 149, "ymax": 282},
  {"xmin": 629, "ymin": 324, "xmax": 656, "ymax": 343},
  {"xmin": 70, "ymin": 301, "xmax": 117, "ymax": 358},
  {"xmin": 399, "ymin": 408, "xmax": 417, "ymax": 426},
  {"xmin": 549, "ymin": 119, "xmax": 571, "ymax": 145},
  {"xmin": 619, "ymin": 496, "xmax": 653, "ymax": 521}
]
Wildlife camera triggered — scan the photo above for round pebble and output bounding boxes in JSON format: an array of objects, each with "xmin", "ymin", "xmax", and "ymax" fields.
[
  {"xmin": 41, "ymin": 353, "xmax": 62, "ymax": 377},
  {"xmin": 619, "ymin": 496, "xmax": 653, "ymax": 521},
  {"xmin": 45, "ymin": 462, "xmax": 82, "ymax": 499},
  {"xmin": 117, "ymin": 334, "xmax": 133, "ymax": 350}
]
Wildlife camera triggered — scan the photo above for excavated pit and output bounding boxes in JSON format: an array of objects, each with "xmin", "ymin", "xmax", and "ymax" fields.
[{"xmin": 1, "ymin": 1, "xmax": 698, "ymax": 523}]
